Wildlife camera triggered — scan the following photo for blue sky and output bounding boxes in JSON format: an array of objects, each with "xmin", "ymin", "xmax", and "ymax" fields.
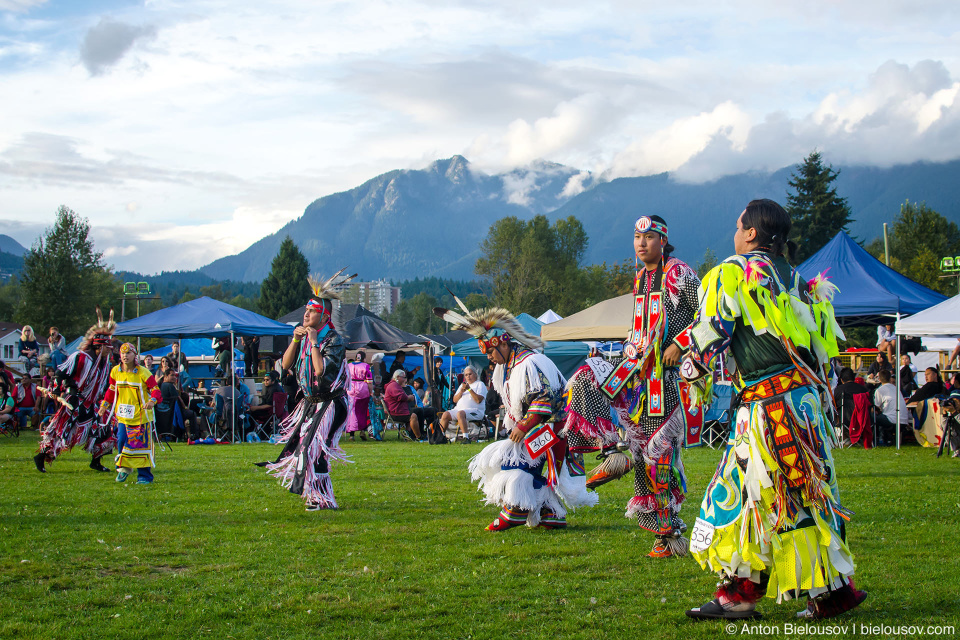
[{"xmin": 1, "ymin": 0, "xmax": 959, "ymax": 272}]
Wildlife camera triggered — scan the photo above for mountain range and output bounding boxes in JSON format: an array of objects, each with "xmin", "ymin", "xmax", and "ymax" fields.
[
  {"xmin": 6, "ymin": 158, "xmax": 960, "ymax": 286},
  {"xmin": 198, "ymin": 156, "xmax": 960, "ymax": 283}
]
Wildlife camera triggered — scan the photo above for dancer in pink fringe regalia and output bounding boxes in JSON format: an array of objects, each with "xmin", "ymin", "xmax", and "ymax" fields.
[
  {"xmin": 266, "ymin": 270, "xmax": 356, "ymax": 511},
  {"xmin": 34, "ymin": 307, "xmax": 117, "ymax": 474}
]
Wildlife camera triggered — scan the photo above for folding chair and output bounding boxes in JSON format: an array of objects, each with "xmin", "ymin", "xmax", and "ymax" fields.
[
  {"xmin": 250, "ymin": 391, "xmax": 289, "ymax": 440},
  {"xmin": 378, "ymin": 398, "xmax": 410, "ymax": 440},
  {"xmin": 0, "ymin": 413, "xmax": 18, "ymax": 438}
]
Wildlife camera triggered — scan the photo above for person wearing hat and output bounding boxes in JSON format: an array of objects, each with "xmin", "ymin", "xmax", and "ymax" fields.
[
  {"xmin": 34, "ymin": 307, "xmax": 118, "ymax": 474},
  {"xmin": 250, "ymin": 370, "xmax": 282, "ymax": 423},
  {"xmin": 99, "ymin": 342, "xmax": 162, "ymax": 484},
  {"xmin": 680, "ymin": 199, "xmax": 864, "ymax": 621},
  {"xmin": 435, "ymin": 303, "xmax": 598, "ymax": 531},
  {"xmin": 266, "ymin": 270, "xmax": 356, "ymax": 511},
  {"xmin": 564, "ymin": 214, "xmax": 701, "ymax": 558}
]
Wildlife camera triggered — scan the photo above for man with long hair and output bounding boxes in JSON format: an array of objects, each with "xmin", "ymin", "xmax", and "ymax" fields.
[
  {"xmin": 681, "ymin": 199, "xmax": 865, "ymax": 621},
  {"xmin": 564, "ymin": 214, "xmax": 701, "ymax": 557},
  {"xmin": 265, "ymin": 270, "xmax": 355, "ymax": 510}
]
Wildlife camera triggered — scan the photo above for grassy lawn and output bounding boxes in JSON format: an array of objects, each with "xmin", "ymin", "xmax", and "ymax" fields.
[{"xmin": 1, "ymin": 432, "xmax": 959, "ymax": 640}]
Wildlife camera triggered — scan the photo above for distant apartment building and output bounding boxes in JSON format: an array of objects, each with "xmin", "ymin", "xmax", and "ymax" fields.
[{"xmin": 333, "ymin": 280, "xmax": 402, "ymax": 316}]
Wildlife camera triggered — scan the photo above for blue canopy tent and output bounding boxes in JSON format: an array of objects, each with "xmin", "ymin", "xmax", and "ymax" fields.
[
  {"xmin": 113, "ymin": 297, "xmax": 295, "ymax": 442},
  {"xmin": 797, "ymin": 232, "xmax": 946, "ymax": 326},
  {"xmin": 449, "ymin": 313, "xmax": 590, "ymax": 379},
  {"xmin": 797, "ymin": 231, "xmax": 947, "ymax": 448},
  {"xmin": 140, "ymin": 338, "xmax": 243, "ymax": 361}
]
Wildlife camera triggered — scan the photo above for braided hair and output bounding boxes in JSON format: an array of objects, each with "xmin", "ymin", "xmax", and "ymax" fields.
[{"xmin": 741, "ymin": 199, "xmax": 797, "ymax": 262}]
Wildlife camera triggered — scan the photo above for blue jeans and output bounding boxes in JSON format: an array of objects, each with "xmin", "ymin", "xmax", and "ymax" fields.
[{"xmin": 17, "ymin": 408, "xmax": 35, "ymax": 429}]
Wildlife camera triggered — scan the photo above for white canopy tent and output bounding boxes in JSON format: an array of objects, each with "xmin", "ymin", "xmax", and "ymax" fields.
[
  {"xmin": 540, "ymin": 294, "xmax": 633, "ymax": 341},
  {"xmin": 895, "ymin": 294, "xmax": 960, "ymax": 337},
  {"xmin": 537, "ymin": 309, "xmax": 563, "ymax": 324}
]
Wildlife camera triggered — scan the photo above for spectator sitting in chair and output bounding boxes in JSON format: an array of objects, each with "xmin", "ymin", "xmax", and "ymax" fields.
[
  {"xmin": 404, "ymin": 376, "xmax": 437, "ymax": 433},
  {"xmin": 866, "ymin": 352, "xmax": 892, "ymax": 384},
  {"xmin": 876, "ymin": 323, "xmax": 895, "ymax": 360},
  {"xmin": 17, "ymin": 326, "xmax": 40, "ymax": 375},
  {"xmin": 249, "ymin": 371, "xmax": 282, "ymax": 422},
  {"xmin": 833, "ymin": 367, "xmax": 869, "ymax": 427},
  {"xmin": 899, "ymin": 354, "xmax": 919, "ymax": 397},
  {"xmin": 47, "ymin": 326, "xmax": 68, "ymax": 369},
  {"xmin": 908, "ymin": 367, "xmax": 946, "ymax": 405},
  {"xmin": 439, "ymin": 365, "xmax": 487, "ymax": 442},
  {"xmin": 873, "ymin": 369, "xmax": 910, "ymax": 446},
  {"xmin": 383, "ymin": 370, "xmax": 426, "ymax": 441},
  {"xmin": 14, "ymin": 371, "xmax": 41, "ymax": 430},
  {"xmin": 0, "ymin": 360, "xmax": 14, "ymax": 389},
  {"xmin": 212, "ymin": 376, "xmax": 250, "ymax": 432},
  {"xmin": 160, "ymin": 370, "xmax": 199, "ymax": 439},
  {"xmin": 0, "ymin": 379, "xmax": 14, "ymax": 430}
]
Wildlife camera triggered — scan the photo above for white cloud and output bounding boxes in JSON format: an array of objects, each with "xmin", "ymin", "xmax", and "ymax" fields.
[
  {"xmin": 2, "ymin": 0, "xmax": 960, "ymax": 275},
  {"xmin": 0, "ymin": 0, "xmax": 47, "ymax": 12}
]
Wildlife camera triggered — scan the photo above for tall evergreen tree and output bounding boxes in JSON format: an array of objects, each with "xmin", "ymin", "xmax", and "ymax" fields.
[
  {"xmin": 786, "ymin": 151, "xmax": 854, "ymax": 263},
  {"xmin": 16, "ymin": 205, "xmax": 120, "ymax": 338},
  {"xmin": 259, "ymin": 236, "xmax": 311, "ymax": 319}
]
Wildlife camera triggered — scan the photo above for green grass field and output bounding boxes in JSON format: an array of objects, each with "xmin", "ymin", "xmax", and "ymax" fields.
[{"xmin": 1, "ymin": 432, "xmax": 958, "ymax": 640}]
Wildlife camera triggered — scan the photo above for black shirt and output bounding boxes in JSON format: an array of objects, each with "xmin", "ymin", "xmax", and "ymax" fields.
[
  {"xmin": 259, "ymin": 382, "xmax": 280, "ymax": 409},
  {"xmin": 159, "ymin": 381, "xmax": 181, "ymax": 412},
  {"xmin": 834, "ymin": 381, "xmax": 870, "ymax": 426},
  {"xmin": 908, "ymin": 381, "xmax": 945, "ymax": 405}
]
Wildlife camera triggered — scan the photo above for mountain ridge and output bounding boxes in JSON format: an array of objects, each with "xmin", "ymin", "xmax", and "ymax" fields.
[{"xmin": 191, "ymin": 156, "xmax": 960, "ymax": 282}]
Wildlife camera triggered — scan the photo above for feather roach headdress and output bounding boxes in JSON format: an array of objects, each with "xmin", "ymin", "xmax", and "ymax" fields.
[
  {"xmin": 433, "ymin": 293, "xmax": 543, "ymax": 354},
  {"xmin": 306, "ymin": 268, "xmax": 357, "ymax": 315},
  {"xmin": 80, "ymin": 306, "xmax": 116, "ymax": 351}
]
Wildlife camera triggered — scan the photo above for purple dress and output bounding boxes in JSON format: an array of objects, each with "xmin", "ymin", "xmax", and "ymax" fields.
[{"xmin": 345, "ymin": 362, "xmax": 372, "ymax": 433}]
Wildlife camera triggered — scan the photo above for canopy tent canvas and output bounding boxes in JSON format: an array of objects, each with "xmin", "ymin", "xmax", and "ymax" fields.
[
  {"xmin": 341, "ymin": 315, "xmax": 428, "ymax": 351},
  {"xmin": 540, "ymin": 294, "xmax": 633, "ymax": 341},
  {"xmin": 796, "ymin": 231, "xmax": 946, "ymax": 326},
  {"xmin": 537, "ymin": 309, "xmax": 563, "ymax": 324},
  {"xmin": 895, "ymin": 294, "xmax": 960, "ymax": 337},
  {"xmin": 113, "ymin": 296, "xmax": 295, "ymax": 339}
]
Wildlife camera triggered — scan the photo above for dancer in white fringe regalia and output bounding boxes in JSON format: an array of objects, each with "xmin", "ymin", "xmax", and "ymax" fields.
[
  {"xmin": 434, "ymin": 304, "xmax": 598, "ymax": 531},
  {"xmin": 266, "ymin": 270, "xmax": 356, "ymax": 511}
]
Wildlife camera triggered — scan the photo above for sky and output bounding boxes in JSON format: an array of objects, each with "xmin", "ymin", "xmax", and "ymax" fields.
[{"xmin": 1, "ymin": 0, "xmax": 959, "ymax": 273}]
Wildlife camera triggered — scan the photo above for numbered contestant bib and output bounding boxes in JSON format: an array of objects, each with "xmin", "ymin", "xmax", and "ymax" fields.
[
  {"xmin": 689, "ymin": 517, "xmax": 716, "ymax": 554},
  {"xmin": 116, "ymin": 403, "xmax": 136, "ymax": 420},
  {"xmin": 524, "ymin": 423, "xmax": 559, "ymax": 460}
]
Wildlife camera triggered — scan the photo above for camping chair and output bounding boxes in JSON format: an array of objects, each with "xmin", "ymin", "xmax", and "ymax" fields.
[
  {"xmin": 0, "ymin": 413, "xmax": 18, "ymax": 438},
  {"xmin": 250, "ymin": 391, "xmax": 289, "ymax": 441},
  {"xmin": 377, "ymin": 397, "xmax": 410, "ymax": 440},
  {"xmin": 836, "ymin": 391, "xmax": 875, "ymax": 448},
  {"xmin": 702, "ymin": 381, "xmax": 733, "ymax": 449}
]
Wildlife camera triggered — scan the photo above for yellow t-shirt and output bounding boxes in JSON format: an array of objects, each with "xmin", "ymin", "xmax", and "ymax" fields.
[{"xmin": 106, "ymin": 365, "xmax": 160, "ymax": 425}]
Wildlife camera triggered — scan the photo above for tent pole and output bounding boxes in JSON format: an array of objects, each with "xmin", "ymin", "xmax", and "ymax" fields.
[
  {"xmin": 895, "ymin": 313, "xmax": 901, "ymax": 451},
  {"xmin": 231, "ymin": 330, "xmax": 236, "ymax": 444}
]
